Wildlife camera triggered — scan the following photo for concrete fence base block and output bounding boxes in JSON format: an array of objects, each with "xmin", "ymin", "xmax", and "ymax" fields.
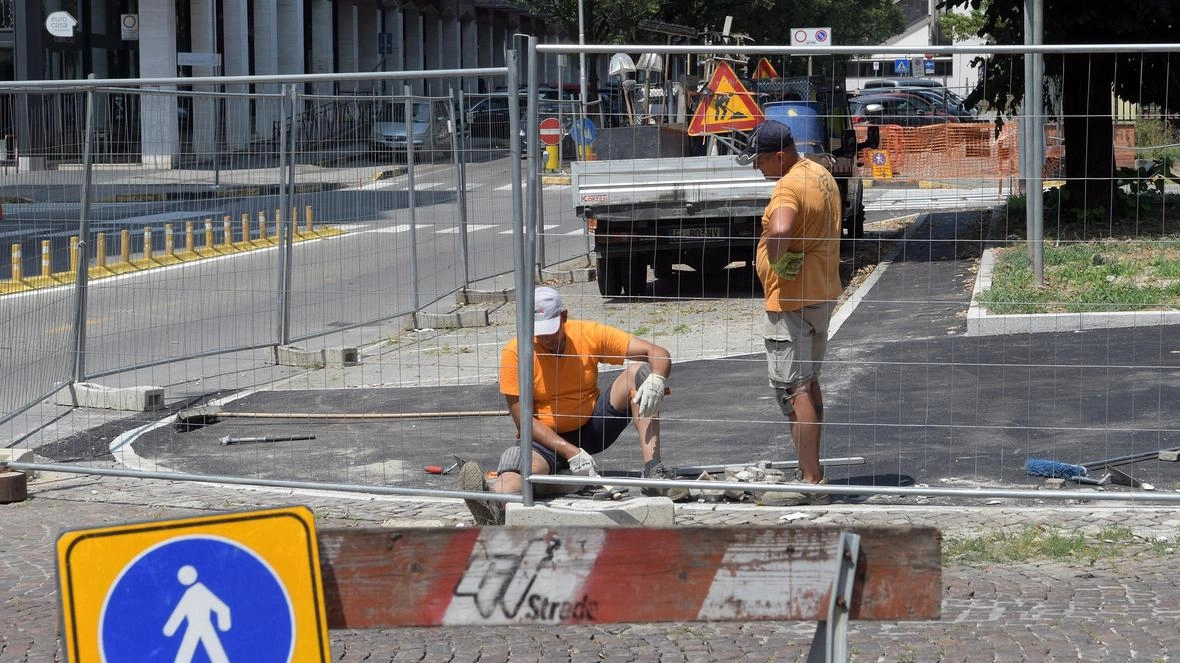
[
  {"xmin": 274, "ymin": 344, "xmax": 360, "ymax": 368},
  {"xmin": 504, "ymin": 496, "xmax": 675, "ymax": 527},
  {"xmin": 0, "ymin": 470, "xmax": 28, "ymax": 504},
  {"xmin": 0, "ymin": 449, "xmax": 35, "ymax": 480},
  {"xmin": 542, "ymin": 267, "xmax": 595, "ymax": 283},
  {"xmin": 456, "ymin": 288, "xmax": 515, "ymax": 305},
  {"xmin": 413, "ymin": 309, "xmax": 490, "ymax": 330},
  {"xmin": 53, "ymin": 382, "xmax": 165, "ymax": 412},
  {"xmin": 324, "ymin": 347, "xmax": 360, "ymax": 367}
]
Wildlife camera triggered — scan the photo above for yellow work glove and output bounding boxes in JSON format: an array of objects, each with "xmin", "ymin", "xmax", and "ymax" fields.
[{"xmin": 770, "ymin": 251, "xmax": 805, "ymax": 280}]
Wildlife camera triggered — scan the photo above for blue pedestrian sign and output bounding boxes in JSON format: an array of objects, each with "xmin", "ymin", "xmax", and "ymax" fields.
[
  {"xmin": 893, "ymin": 58, "xmax": 910, "ymax": 75},
  {"xmin": 57, "ymin": 506, "xmax": 330, "ymax": 663},
  {"xmin": 924, "ymin": 59, "xmax": 936, "ymax": 75},
  {"xmin": 569, "ymin": 117, "xmax": 598, "ymax": 146}
]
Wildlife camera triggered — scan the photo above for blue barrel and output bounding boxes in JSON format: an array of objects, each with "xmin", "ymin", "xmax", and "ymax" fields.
[{"xmin": 762, "ymin": 101, "xmax": 825, "ymax": 154}]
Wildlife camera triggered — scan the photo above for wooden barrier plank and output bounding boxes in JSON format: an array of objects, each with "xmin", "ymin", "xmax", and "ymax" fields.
[{"xmin": 318, "ymin": 526, "xmax": 940, "ymax": 628}]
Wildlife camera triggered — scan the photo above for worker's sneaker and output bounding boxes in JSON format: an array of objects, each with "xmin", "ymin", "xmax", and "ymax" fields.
[
  {"xmin": 757, "ymin": 470, "xmax": 831, "ymax": 506},
  {"xmin": 641, "ymin": 462, "xmax": 691, "ymax": 502},
  {"xmin": 459, "ymin": 461, "xmax": 504, "ymax": 526}
]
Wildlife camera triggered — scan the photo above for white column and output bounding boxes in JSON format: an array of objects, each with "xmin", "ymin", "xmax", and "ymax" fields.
[
  {"xmin": 138, "ymin": 0, "xmax": 179, "ymax": 168},
  {"xmin": 383, "ymin": 6, "xmax": 406, "ymax": 98},
  {"xmin": 310, "ymin": 0, "xmax": 334, "ymax": 96},
  {"xmin": 252, "ymin": 0, "xmax": 279, "ymax": 138},
  {"xmin": 442, "ymin": 15, "xmax": 461, "ymax": 94},
  {"xmin": 276, "ymin": 0, "xmax": 304, "ymax": 75},
  {"xmin": 461, "ymin": 16, "xmax": 478, "ymax": 93},
  {"xmin": 190, "ymin": 0, "xmax": 217, "ymax": 152},
  {"xmin": 223, "ymin": 0, "xmax": 251, "ymax": 148}
]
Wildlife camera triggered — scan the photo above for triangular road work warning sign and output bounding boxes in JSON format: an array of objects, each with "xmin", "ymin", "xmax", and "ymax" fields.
[
  {"xmin": 752, "ymin": 58, "xmax": 779, "ymax": 80},
  {"xmin": 688, "ymin": 61, "xmax": 764, "ymax": 136}
]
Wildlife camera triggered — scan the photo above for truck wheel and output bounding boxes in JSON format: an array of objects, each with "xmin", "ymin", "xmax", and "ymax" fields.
[
  {"xmin": 846, "ymin": 180, "xmax": 866, "ymax": 240},
  {"xmin": 625, "ymin": 255, "xmax": 648, "ymax": 298},
  {"xmin": 597, "ymin": 256, "xmax": 624, "ymax": 297}
]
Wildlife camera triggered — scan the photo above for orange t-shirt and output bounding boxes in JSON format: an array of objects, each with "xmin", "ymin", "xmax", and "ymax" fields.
[
  {"xmin": 755, "ymin": 157, "xmax": 843, "ymax": 312},
  {"xmin": 499, "ymin": 319, "xmax": 631, "ymax": 432}
]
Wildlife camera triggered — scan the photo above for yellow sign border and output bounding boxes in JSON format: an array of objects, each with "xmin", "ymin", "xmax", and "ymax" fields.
[
  {"xmin": 688, "ymin": 61, "xmax": 764, "ymax": 136},
  {"xmin": 56, "ymin": 505, "xmax": 329, "ymax": 663}
]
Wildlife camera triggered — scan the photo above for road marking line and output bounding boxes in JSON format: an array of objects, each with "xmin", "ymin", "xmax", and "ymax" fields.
[{"xmin": 436, "ymin": 224, "xmax": 496, "ymax": 234}]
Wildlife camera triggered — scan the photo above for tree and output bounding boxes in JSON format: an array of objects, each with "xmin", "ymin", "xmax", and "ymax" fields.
[{"xmin": 942, "ymin": 0, "xmax": 1180, "ymax": 214}]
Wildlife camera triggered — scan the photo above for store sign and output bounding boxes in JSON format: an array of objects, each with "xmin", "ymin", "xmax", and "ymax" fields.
[{"xmin": 45, "ymin": 11, "xmax": 78, "ymax": 38}]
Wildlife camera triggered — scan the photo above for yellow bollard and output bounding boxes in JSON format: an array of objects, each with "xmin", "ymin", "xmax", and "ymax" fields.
[
  {"xmin": 69, "ymin": 236, "xmax": 79, "ymax": 275},
  {"xmin": 40, "ymin": 240, "xmax": 50, "ymax": 278},
  {"xmin": 204, "ymin": 218, "xmax": 214, "ymax": 253},
  {"xmin": 185, "ymin": 221, "xmax": 194, "ymax": 253},
  {"xmin": 10, "ymin": 244, "xmax": 21, "ymax": 281},
  {"xmin": 241, "ymin": 212, "xmax": 251, "ymax": 245},
  {"xmin": 222, "ymin": 215, "xmax": 233, "ymax": 247},
  {"xmin": 143, "ymin": 228, "xmax": 153, "ymax": 261},
  {"xmin": 304, "ymin": 205, "xmax": 313, "ymax": 234},
  {"xmin": 275, "ymin": 208, "xmax": 282, "ymax": 239},
  {"xmin": 545, "ymin": 144, "xmax": 559, "ymax": 171},
  {"xmin": 96, "ymin": 233, "xmax": 107, "ymax": 270},
  {"xmin": 120, "ymin": 230, "xmax": 130, "ymax": 265},
  {"xmin": 165, "ymin": 224, "xmax": 175, "ymax": 257},
  {"xmin": 258, "ymin": 211, "xmax": 268, "ymax": 243}
]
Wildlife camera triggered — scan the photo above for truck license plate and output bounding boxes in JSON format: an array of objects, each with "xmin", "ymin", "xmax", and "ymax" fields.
[{"xmin": 670, "ymin": 228, "xmax": 722, "ymax": 238}]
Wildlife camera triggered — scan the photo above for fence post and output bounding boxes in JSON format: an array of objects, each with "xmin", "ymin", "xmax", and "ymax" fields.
[
  {"xmin": 450, "ymin": 87, "xmax": 471, "ymax": 288},
  {"xmin": 120, "ymin": 230, "xmax": 130, "ymax": 264},
  {"xmin": 222, "ymin": 215, "xmax": 233, "ymax": 248},
  {"xmin": 10, "ymin": 245, "xmax": 21, "ymax": 281},
  {"xmin": 527, "ymin": 38, "xmax": 545, "ymax": 276},
  {"xmin": 304, "ymin": 205, "xmax": 313, "ymax": 235},
  {"xmin": 96, "ymin": 233, "xmax": 106, "ymax": 270},
  {"xmin": 143, "ymin": 228, "xmax": 153, "ymax": 261},
  {"xmin": 275, "ymin": 83, "xmax": 296, "ymax": 346},
  {"xmin": 204, "ymin": 218, "xmax": 214, "ymax": 253},
  {"xmin": 258, "ymin": 211, "xmax": 268, "ymax": 243},
  {"xmin": 242, "ymin": 212, "xmax": 251, "ymax": 245},
  {"xmin": 165, "ymin": 224, "xmax": 175, "ymax": 258},
  {"xmin": 405, "ymin": 84, "xmax": 421, "ymax": 312},
  {"xmin": 185, "ymin": 221, "xmax": 194, "ymax": 253},
  {"xmin": 71, "ymin": 75, "xmax": 97, "ymax": 382},
  {"xmin": 40, "ymin": 240, "xmax": 50, "ymax": 278}
]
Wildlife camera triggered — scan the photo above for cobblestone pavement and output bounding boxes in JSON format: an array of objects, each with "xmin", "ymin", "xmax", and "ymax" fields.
[{"xmin": 4, "ymin": 470, "xmax": 1180, "ymax": 662}]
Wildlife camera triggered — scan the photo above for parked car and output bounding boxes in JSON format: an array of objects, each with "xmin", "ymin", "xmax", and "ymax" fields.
[
  {"xmin": 850, "ymin": 92, "xmax": 961, "ymax": 128},
  {"xmin": 371, "ymin": 99, "xmax": 455, "ymax": 161}
]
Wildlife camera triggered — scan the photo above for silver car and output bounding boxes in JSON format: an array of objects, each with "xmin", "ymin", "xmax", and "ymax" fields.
[{"xmin": 371, "ymin": 99, "xmax": 454, "ymax": 161}]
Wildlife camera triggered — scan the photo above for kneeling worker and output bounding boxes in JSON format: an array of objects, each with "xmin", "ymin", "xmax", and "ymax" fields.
[{"xmin": 461, "ymin": 286, "xmax": 687, "ymax": 525}]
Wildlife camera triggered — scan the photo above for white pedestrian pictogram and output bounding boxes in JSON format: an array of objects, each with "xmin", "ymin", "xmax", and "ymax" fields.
[{"xmin": 162, "ymin": 564, "xmax": 232, "ymax": 663}]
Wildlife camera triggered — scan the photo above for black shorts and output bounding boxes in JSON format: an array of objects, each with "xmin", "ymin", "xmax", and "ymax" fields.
[{"xmin": 528, "ymin": 390, "xmax": 630, "ymax": 473}]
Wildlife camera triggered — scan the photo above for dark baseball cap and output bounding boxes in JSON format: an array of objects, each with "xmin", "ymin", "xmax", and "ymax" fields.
[{"xmin": 736, "ymin": 120, "xmax": 795, "ymax": 165}]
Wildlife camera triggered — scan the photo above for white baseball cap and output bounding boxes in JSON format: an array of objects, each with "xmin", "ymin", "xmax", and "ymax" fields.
[{"xmin": 533, "ymin": 287, "xmax": 564, "ymax": 336}]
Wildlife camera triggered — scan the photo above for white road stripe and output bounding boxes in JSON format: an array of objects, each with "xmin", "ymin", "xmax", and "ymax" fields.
[
  {"xmin": 436, "ymin": 224, "xmax": 496, "ymax": 234},
  {"xmin": 498, "ymin": 224, "xmax": 559, "ymax": 235}
]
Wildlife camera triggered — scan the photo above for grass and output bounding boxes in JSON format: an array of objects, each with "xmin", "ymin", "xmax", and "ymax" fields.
[
  {"xmin": 942, "ymin": 525, "xmax": 1176, "ymax": 565},
  {"xmin": 978, "ymin": 238, "xmax": 1180, "ymax": 314}
]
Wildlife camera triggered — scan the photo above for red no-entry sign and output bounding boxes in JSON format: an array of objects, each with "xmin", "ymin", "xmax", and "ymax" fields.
[{"xmin": 539, "ymin": 117, "xmax": 562, "ymax": 146}]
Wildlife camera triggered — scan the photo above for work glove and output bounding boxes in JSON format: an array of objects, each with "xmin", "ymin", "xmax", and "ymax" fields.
[
  {"xmin": 770, "ymin": 251, "xmax": 805, "ymax": 280},
  {"xmin": 632, "ymin": 372, "xmax": 666, "ymax": 418},
  {"xmin": 567, "ymin": 449, "xmax": 600, "ymax": 477}
]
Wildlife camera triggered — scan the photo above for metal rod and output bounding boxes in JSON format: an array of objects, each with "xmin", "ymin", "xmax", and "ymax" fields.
[
  {"xmin": 70, "ymin": 75, "xmax": 96, "ymax": 383},
  {"xmin": 0, "ymin": 462, "xmax": 522, "ymax": 503},
  {"xmin": 528, "ymin": 37, "xmax": 544, "ymax": 276},
  {"xmin": 1030, "ymin": 0, "xmax": 1045, "ymax": 286},
  {"xmin": 533, "ymin": 43, "xmax": 1180, "ymax": 56},
  {"xmin": 0, "ymin": 67, "xmax": 513, "ymax": 91},
  {"xmin": 183, "ymin": 410, "xmax": 508, "ymax": 420},
  {"xmin": 405, "ymin": 84, "xmax": 421, "ymax": 313}
]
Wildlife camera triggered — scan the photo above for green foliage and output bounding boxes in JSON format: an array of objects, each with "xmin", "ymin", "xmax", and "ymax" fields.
[
  {"xmin": 943, "ymin": 525, "xmax": 1154, "ymax": 565},
  {"xmin": 939, "ymin": 4, "xmax": 989, "ymax": 42},
  {"xmin": 1134, "ymin": 117, "xmax": 1180, "ymax": 161}
]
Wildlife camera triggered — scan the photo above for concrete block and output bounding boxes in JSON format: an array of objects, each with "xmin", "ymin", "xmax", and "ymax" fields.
[
  {"xmin": 456, "ymin": 288, "xmax": 515, "ymax": 305},
  {"xmin": 504, "ymin": 496, "xmax": 674, "ymax": 527},
  {"xmin": 324, "ymin": 347, "xmax": 359, "ymax": 367},
  {"xmin": 1159, "ymin": 450, "xmax": 1180, "ymax": 462},
  {"xmin": 542, "ymin": 267, "xmax": 595, "ymax": 283},
  {"xmin": 414, "ymin": 309, "xmax": 490, "ymax": 330},
  {"xmin": 275, "ymin": 345, "xmax": 323, "ymax": 368},
  {"xmin": 54, "ymin": 382, "xmax": 164, "ymax": 411}
]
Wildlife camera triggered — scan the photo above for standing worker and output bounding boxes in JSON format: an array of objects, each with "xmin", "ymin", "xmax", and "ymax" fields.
[
  {"xmin": 741, "ymin": 120, "xmax": 842, "ymax": 505},
  {"xmin": 460, "ymin": 286, "xmax": 687, "ymax": 525}
]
